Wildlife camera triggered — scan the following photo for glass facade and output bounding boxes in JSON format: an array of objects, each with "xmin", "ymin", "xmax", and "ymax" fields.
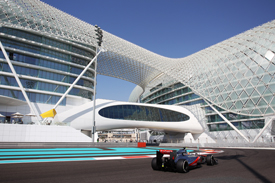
[
  {"xmin": 0, "ymin": 88, "xmax": 66, "ymax": 105},
  {"xmin": 0, "ymin": 27, "xmax": 95, "ymax": 57},
  {"xmin": 99, "ymin": 105, "xmax": 190, "ymax": 122},
  {"xmin": 0, "ymin": 27, "xmax": 96, "ymax": 105},
  {"xmin": 141, "ymin": 82, "xmax": 201, "ymax": 105},
  {"xmin": 208, "ymin": 120, "xmax": 265, "ymax": 132},
  {"xmin": 141, "ymin": 82, "xmax": 266, "ymax": 132},
  {"xmin": 0, "ymin": 62, "xmax": 94, "ymax": 87},
  {"xmin": 0, "ymin": 51, "xmax": 94, "ymax": 78}
]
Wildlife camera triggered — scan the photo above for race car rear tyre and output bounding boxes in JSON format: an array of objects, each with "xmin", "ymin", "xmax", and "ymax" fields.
[
  {"xmin": 151, "ymin": 158, "xmax": 161, "ymax": 170},
  {"xmin": 206, "ymin": 155, "xmax": 214, "ymax": 166},
  {"xmin": 176, "ymin": 159, "xmax": 189, "ymax": 173}
]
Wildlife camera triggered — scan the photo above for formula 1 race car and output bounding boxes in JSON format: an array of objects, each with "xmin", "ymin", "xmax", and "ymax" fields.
[{"xmin": 151, "ymin": 148, "xmax": 218, "ymax": 173}]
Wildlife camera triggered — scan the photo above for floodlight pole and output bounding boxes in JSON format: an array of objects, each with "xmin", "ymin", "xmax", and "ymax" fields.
[{"xmin": 92, "ymin": 25, "xmax": 103, "ymax": 142}]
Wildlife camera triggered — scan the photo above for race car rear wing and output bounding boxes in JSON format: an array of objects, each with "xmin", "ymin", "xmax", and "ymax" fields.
[
  {"xmin": 156, "ymin": 150, "xmax": 177, "ymax": 168},
  {"xmin": 159, "ymin": 149, "xmax": 174, "ymax": 154}
]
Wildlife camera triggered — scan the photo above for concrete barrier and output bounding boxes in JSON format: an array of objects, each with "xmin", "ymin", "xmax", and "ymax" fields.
[
  {"xmin": 0, "ymin": 142, "xmax": 138, "ymax": 148},
  {"xmin": 137, "ymin": 142, "xmax": 146, "ymax": 147}
]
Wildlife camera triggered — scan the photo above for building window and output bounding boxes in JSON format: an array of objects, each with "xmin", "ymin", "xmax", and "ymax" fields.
[{"xmin": 99, "ymin": 105, "xmax": 190, "ymax": 122}]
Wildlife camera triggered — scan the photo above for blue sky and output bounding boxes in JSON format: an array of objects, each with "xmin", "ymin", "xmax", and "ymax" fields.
[{"xmin": 42, "ymin": 0, "xmax": 275, "ymax": 101}]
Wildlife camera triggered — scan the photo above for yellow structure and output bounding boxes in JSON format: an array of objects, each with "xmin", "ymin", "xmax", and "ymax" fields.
[{"xmin": 40, "ymin": 109, "xmax": 57, "ymax": 118}]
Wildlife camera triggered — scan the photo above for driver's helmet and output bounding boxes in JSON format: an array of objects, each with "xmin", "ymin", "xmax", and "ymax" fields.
[{"xmin": 177, "ymin": 147, "xmax": 188, "ymax": 155}]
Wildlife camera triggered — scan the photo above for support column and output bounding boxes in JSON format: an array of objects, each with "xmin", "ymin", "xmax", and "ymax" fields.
[
  {"xmin": 252, "ymin": 117, "xmax": 274, "ymax": 143},
  {"xmin": 0, "ymin": 41, "xmax": 42, "ymax": 124},
  {"xmin": 40, "ymin": 49, "xmax": 102, "ymax": 121},
  {"xmin": 52, "ymin": 49, "xmax": 102, "ymax": 110},
  {"xmin": 204, "ymin": 99, "xmax": 250, "ymax": 142}
]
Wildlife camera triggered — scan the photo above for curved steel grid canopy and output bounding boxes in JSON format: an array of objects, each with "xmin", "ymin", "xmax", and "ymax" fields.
[{"xmin": 1, "ymin": 0, "xmax": 275, "ymax": 116}]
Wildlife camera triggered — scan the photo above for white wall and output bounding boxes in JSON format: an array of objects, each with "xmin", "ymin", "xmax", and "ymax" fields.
[{"xmin": 0, "ymin": 124, "xmax": 91, "ymax": 142}]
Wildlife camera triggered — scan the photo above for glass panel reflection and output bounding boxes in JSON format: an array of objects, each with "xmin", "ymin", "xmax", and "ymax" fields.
[{"xmin": 99, "ymin": 105, "xmax": 190, "ymax": 122}]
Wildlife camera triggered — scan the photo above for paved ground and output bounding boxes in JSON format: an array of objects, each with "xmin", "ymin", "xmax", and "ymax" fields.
[{"xmin": 0, "ymin": 147, "xmax": 274, "ymax": 183}]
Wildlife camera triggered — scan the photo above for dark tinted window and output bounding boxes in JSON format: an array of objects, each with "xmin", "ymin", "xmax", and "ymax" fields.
[{"xmin": 99, "ymin": 105, "xmax": 190, "ymax": 122}]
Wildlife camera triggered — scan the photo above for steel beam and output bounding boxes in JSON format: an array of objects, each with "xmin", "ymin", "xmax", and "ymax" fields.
[
  {"xmin": 252, "ymin": 117, "xmax": 274, "ymax": 143},
  {"xmin": 52, "ymin": 49, "xmax": 102, "ymax": 110},
  {"xmin": 0, "ymin": 41, "xmax": 42, "ymax": 124},
  {"xmin": 204, "ymin": 99, "xmax": 250, "ymax": 142}
]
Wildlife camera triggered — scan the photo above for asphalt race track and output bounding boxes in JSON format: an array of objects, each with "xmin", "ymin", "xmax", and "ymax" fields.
[{"xmin": 0, "ymin": 147, "xmax": 274, "ymax": 183}]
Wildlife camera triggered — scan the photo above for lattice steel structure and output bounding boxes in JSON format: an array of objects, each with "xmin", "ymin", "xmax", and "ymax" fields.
[{"xmin": 0, "ymin": 1, "xmax": 275, "ymax": 131}]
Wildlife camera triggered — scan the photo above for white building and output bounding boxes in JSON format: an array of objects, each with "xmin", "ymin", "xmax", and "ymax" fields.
[{"xmin": 0, "ymin": 0, "xmax": 274, "ymax": 145}]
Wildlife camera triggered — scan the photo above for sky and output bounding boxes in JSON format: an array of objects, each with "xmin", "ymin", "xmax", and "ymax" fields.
[{"xmin": 42, "ymin": 0, "xmax": 275, "ymax": 102}]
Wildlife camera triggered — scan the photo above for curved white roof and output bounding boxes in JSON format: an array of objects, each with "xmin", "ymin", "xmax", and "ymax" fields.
[{"xmin": 59, "ymin": 99, "xmax": 203, "ymax": 134}]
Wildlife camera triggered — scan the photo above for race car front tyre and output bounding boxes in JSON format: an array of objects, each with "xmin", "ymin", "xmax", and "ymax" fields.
[
  {"xmin": 206, "ymin": 155, "xmax": 214, "ymax": 166},
  {"xmin": 176, "ymin": 159, "xmax": 189, "ymax": 173},
  {"xmin": 151, "ymin": 157, "xmax": 161, "ymax": 170}
]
